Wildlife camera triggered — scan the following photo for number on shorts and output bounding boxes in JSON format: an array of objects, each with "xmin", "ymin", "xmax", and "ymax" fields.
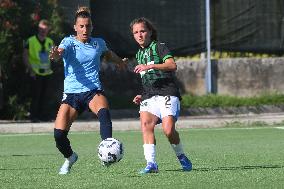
[{"xmin": 165, "ymin": 96, "xmax": 171, "ymax": 108}]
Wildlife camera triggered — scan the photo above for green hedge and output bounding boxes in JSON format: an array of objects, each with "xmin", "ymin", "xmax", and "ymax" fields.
[{"xmin": 181, "ymin": 93, "xmax": 284, "ymax": 108}]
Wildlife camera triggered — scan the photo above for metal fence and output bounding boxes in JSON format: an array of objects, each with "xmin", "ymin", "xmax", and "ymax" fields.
[{"xmin": 90, "ymin": 0, "xmax": 284, "ymax": 56}]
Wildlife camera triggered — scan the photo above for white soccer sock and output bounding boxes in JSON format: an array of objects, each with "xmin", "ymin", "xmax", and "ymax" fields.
[
  {"xmin": 143, "ymin": 144, "xmax": 156, "ymax": 163},
  {"xmin": 171, "ymin": 143, "xmax": 184, "ymax": 157}
]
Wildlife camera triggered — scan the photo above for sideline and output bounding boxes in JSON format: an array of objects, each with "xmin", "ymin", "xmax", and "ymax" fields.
[
  {"xmin": 0, "ymin": 126, "xmax": 283, "ymax": 137},
  {"xmin": 0, "ymin": 112, "xmax": 284, "ymax": 134}
]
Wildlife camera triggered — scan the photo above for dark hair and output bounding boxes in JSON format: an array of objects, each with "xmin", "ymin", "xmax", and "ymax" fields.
[
  {"xmin": 130, "ymin": 17, "xmax": 158, "ymax": 41},
  {"xmin": 74, "ymin": 6, "xmax": 91, "ymax": 23}
]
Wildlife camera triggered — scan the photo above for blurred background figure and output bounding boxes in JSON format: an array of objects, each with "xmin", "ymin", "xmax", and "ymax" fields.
[{"xmin": 23, "ymin": 19, "xmax": 54, "ymax": 122}]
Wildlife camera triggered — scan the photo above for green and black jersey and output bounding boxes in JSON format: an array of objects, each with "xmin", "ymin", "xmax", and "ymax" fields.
[{"xmin": 135, "ymin": 41, "xmax": 181, "ymax": 100}]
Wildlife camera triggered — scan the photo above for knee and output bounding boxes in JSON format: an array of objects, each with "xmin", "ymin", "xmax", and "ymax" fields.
[
  {"xmin": 163, "ymin": 127, "xmax": 175, "ymax": 138},
  {"xmin": 141, "ymin": 121, "xmax": 155, "ymax": 133}
]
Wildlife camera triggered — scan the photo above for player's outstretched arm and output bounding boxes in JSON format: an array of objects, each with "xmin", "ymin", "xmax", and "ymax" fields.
[{"xmin": 104, "ymin": 50, "xmax": 128, "ymax": 70}]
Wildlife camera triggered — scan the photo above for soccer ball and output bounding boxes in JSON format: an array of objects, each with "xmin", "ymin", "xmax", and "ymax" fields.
[{"xmin": 97, "ymin": 138, "xmax": 123, "ymax": 166}]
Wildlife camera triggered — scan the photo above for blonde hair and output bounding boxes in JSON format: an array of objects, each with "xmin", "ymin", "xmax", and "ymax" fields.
[
  {"xmin": 76, "ymin": 6, "xmax": 91, "ymax": 15},
  {"xmin": 39, "ymin": 19, "xmax": 50, "ymax": 27},
  {"xmin": 74, "ymin": 6, "xmax": 91, "ymax": 23}
]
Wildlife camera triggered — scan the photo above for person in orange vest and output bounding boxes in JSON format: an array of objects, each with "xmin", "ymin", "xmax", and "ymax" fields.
[{"xmin": 23, "ymin": 19, "xmax": 54, "ymax": 122}]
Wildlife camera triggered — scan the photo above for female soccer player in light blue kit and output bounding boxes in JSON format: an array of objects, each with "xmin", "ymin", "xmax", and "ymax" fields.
[{"xmin": 49, "ymin": 6, "xmax": 127, "ymax": 174}]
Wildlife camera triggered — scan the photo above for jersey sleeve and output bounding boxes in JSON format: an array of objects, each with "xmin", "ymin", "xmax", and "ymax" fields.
[
  {"xmin": 58, "ymin": 37, "xmax": 71, "ymax": 58},
  {"xmin": 58, "ymin": 37, "xmax": 70, "ymax": 50},
  {"xmin": 99, "ymin": 38, "xmax": 109, "ymax": 53},
  {"xmin": 157, "ymin": 42, "xmax": 173, "ymax": 62}
]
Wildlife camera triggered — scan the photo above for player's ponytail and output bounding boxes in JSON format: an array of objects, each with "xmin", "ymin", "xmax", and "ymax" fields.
[{"xmin": 74, "ymin": 6, "xmax": 91, "ymax": 23}]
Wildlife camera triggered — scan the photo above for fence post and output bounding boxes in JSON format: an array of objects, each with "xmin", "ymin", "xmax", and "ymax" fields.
[
  {"xmin": 205, "ymin": 0, "xmax": 212, "ymax": 93},
  {"xmin": 0, "ymin": 64, "xmax": 3, "ymax": 110}
]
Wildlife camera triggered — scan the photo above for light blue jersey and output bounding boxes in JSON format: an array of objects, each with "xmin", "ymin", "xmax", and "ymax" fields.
[{"xmin": 59, "ymin": 36, "xmax": 108, "ymax": 93}]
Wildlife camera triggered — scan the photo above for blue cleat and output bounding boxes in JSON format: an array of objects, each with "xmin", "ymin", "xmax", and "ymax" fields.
[
  {"xmin": 139, "ymin": 162, "xmax": 159, "ymax": 174},
  {"xmin": 178, "ymin": 154, "xmax": 192, "ymax": 171}
]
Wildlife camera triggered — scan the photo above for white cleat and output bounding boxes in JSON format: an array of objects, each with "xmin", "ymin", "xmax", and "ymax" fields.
[{"xmin": 59, "ymin": 152, "xmax": 78, "ymax": 175}]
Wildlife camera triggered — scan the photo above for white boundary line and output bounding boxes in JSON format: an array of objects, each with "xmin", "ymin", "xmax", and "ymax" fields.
[{"xmin": 0, "ymin": 127, "xmax": 283, "ymax": 137}]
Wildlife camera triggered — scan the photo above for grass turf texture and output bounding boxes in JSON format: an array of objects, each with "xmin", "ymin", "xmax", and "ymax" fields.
[{"xmin": 1, "ymin": 127, "xmax": 284, "ymax": 188}]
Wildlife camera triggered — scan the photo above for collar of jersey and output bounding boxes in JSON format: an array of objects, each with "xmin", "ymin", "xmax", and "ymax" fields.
[
  {"xmin": 71, "ymin": 35, "xmax": 92, "ymax": 44},
  {"xmin": 140, "ymin": 40, "xmax": 155, "ymax": 49}
]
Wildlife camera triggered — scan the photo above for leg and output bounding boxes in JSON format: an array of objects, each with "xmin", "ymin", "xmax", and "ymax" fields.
[
  {"xmin": 54, "ymin": 103, "xmax": 77, "ymax": 131},
  {"xmin": 161, "ymin": 115, "xmax": 180, "ymax": 145},
  {"xmin": 30, "ymin": 75, "xmax": 41, "ymax": 121},
  {"xmin": 37, "ymin": 75, "xmax": 50, "ymax": 121},
  {"xmin": 140, "ymin": 111, "xmax": 157, "ymax": 144},
  {"xmin": 139, "ymin": 111, "xmax": 159, "ymax": 174},
  {"xmin": 54, "ymin": 103, "xmax": 77, "ymax": 157},
  {"xmin": 88, "ymin": 93, "xmax": 112, "ymax": 140},
  {"xmin": 54, "ymin": 103, "xmax": 78, "ymax": 174},
  {"xmin": 161, "ymin": 116, "xmax": 192, "ymax": 171}
]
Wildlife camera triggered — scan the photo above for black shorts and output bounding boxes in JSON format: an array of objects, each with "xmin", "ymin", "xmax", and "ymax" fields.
[{"xmin": 62, "ymin": 89, "xmax": 104, "ymax": 114}]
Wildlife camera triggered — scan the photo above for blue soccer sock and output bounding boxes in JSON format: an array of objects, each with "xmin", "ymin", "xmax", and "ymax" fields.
[
  {"xmin": 54, "ymin": 128, "xmax": 73, "ymax": 158},
  {"xmin": 97, "ymin": 108, "xmax": 112, "ymax": 140}
]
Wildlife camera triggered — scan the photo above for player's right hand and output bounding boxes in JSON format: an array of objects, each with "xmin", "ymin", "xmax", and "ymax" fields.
[
  {"xmin": 133, "ymin": 95, "xmax": 142, "ymax": 105},
  {"xmin": 49, "ymin": 46, "xmax": 63, "ymax": 61}
]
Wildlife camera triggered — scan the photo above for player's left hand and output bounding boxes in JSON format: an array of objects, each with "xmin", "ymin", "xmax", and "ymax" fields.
[{"xmin": 134, "ymin": 64, "xmax": 149, "ymax": 73}]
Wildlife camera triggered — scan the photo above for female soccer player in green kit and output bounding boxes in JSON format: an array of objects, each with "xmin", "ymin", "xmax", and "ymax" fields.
[{"xmin": 130, "ymin": 17, "xmax": 192, "ymax": 174}]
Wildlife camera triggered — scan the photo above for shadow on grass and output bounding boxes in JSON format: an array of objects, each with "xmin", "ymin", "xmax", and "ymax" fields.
[
  {"xmin": 0, "ymin": 154, "xmax": 57, "ymax": 171},
  {"xmin": 0, "ymin": 154, "xmax": 56, "ymax": 157},
  {"xmin": 164, "ymin": 165, "xmax": 284, "ymax": 172},
  {"xmin": 194, "ymin": 164, "xmax": 284, "ymax": 171},
  {"xmin": 0, "ymin": 167, "xmax": 51, "ymax": 171}
]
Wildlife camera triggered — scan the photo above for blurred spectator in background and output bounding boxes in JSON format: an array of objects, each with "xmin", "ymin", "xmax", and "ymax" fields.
[{"xmin": 23, "ymin": 19, "xmax": 54, "ymax": 122}]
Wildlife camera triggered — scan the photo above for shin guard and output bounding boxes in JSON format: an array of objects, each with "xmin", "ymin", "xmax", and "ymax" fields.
[
  {"xmin": 54, "ymin": 128, "xmax": 73, "ymax": 158},
  {"xmin": 97, "ymin": 108, "xmax": 112, "ymax": 140}
]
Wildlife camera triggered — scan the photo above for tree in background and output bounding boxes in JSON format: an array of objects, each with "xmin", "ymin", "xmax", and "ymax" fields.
[{"xmin": 0, "ymin": 0, "xmax": 65, "ymax": 120}]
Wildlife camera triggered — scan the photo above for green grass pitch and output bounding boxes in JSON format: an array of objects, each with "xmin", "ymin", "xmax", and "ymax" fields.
[{"xmin": 1, "ymin": 126, "xmax": 284, "ymax": 188}]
